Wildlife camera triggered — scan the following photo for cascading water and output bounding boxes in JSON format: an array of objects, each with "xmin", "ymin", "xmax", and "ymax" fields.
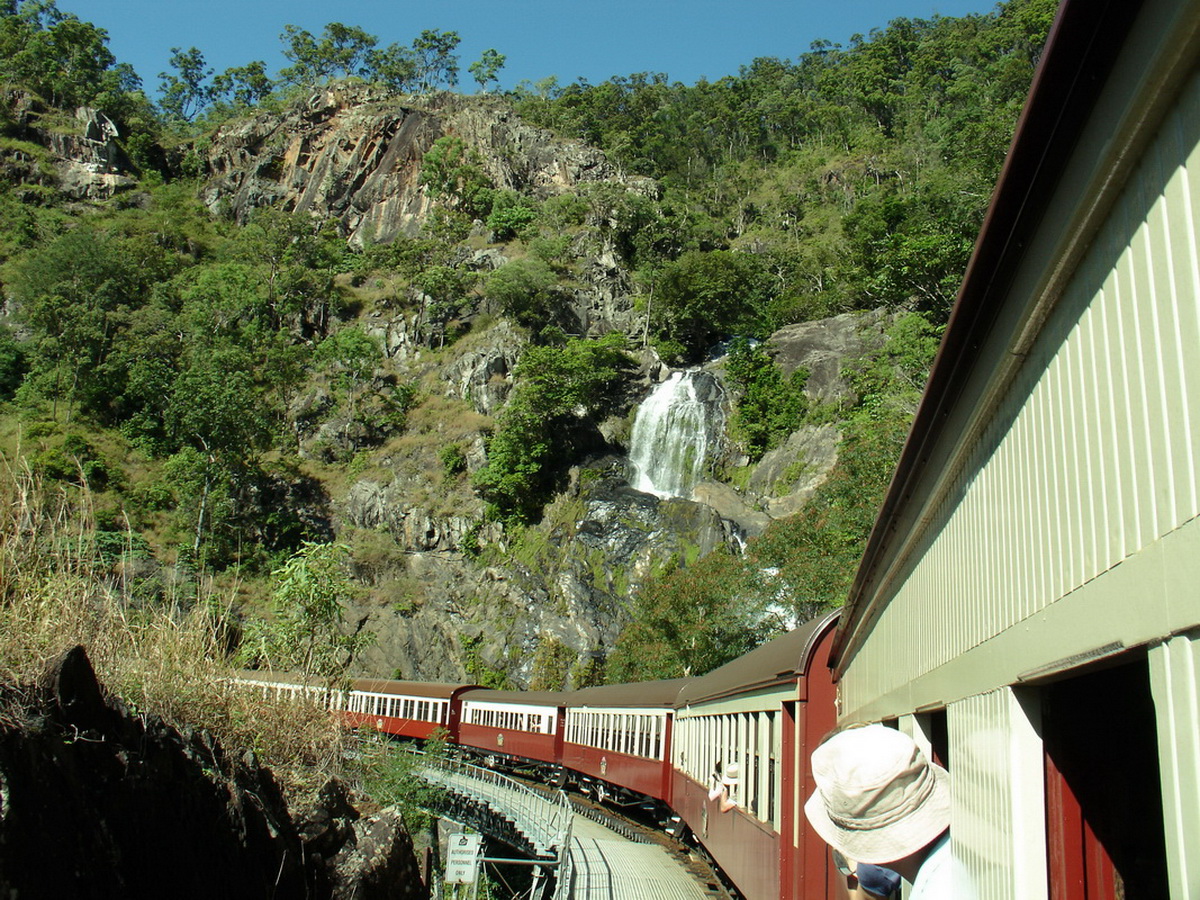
[{"xmin": 628, "ymin": 370, "xmax": 726, "ymax": 499}]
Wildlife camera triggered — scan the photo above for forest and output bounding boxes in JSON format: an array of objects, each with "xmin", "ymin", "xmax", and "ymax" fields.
[{"xmin": 0, "ymin": 0, "xmax": 1057, "ymax": 691}]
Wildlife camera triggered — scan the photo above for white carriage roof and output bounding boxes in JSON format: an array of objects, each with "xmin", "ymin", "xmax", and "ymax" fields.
[{"xmin": 460, "ymin": 689, "xmax": 567, "ymax": 707}]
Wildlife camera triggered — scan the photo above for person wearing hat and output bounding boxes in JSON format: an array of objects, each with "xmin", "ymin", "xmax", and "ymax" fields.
[{"xmin": 805, "ymin": 724, "xmax": 954, "ymax": 899}]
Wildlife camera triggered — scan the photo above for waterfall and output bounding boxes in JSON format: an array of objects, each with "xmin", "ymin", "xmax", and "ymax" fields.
[{"xmin": 628, "ymin": 370, "xmax": 725, "ymax": 499}]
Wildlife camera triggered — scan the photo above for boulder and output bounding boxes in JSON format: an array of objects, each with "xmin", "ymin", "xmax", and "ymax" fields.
[{"xmin": 0, "ymin": 646, "xmax": 428, "ymax": 899}]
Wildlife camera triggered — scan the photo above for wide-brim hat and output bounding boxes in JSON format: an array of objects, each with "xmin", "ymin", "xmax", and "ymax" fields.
[{"xmin": 804, "ymin": 724, "xmax": 950, "ymax": 864}]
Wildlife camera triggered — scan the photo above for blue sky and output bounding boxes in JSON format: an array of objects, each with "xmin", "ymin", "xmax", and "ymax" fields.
[{"xmin": 60, "ymin": 0, "xmax": 1002, "ymax": 95}]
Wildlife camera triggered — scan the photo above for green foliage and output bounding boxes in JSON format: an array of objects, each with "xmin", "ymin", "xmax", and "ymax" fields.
[
  {"xmin": 484, "ymin": 257, "xmax": 557, "ymax": 329},
  {"xmin": 439, "ymin": 444, "xmax": 467, "ymax": 479},
  {"xmin": 485, "ymin": 191, "xmax": 537, "ymax": 242},
  {"xmin": 0, "ymin": 326, "xmax": 27, "ymax": 399},
  {"xmin": 8, "ymin": 224, "xmax": 173, "ymax": 421},
  {"xmin": 279, "ymin": 22, "xmax": 377, "ymax": 86},
  {"xmin": 608, "ymin": 549, "xmax": 779, "ymax": 681},
  {"xmin": 157, "ymin": 46, "xmax": 212, "ymax": 124},
  {"xmin": 742, "ymin": 311, "xmax": 943, "ymax": 613},
  {"xmin": 351, "ymin": 730, "xmax": 448, "ymax": 831},
  {"xmin": 242, "ymin": 541, "xmax": 373, "ymax": 680},
  {"xmin": 459, "ymin": 633, "xmax": 513, "ymax": 689},
  {"xmin": 468, "ymin": 48, "xmax": 505, "ymax": 93},
  {"xmin": 0, "ymin": 1, "xmax": 140, "ymax": 115},
  {"xmin": 724, "ymin": 338, "xmax": 809, "ymax": 460},
  {"xmin": 474, "ymin": 334, "xmax": 630, "ymax": 522},
  {"xmin": 414, "ymin": 265, "xmax": 475, "ymax": 347},
  {"xmin": 420, "ymin": 136, "xmax": 493, "ymax": 218},
  {"xmin": 529, "ymin": 636, "xmax": 575, "ymax": 690},
  {"xmin": 514, "ymin": 0, "xmax": 1053, "ymax": 323},
  {"xmin": 651, "ymin": 250, "xmax": 773, "ymax": 359},
  {"xmin": 410, "ymin": 28, "xmax": 461, "ymax": 92}
]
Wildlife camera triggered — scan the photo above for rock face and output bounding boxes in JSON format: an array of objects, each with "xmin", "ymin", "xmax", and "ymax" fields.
[
  {"xmin": 0, "ymin": 646, "xmax": 427, "ymax": 900},
  {"xmin": 0, "ymin": 90, "xmax": 136, "ymax": 200},
  {"xmin": 766, "ymin": 309, "xmax": 892, "ymax": 401},
  {"xmin": 199, "ymin": 86, "xmax": 639, "ymax": 247}
]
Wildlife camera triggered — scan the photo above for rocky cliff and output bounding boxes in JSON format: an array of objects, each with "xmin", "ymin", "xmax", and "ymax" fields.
[
  {"xmin": 0, "ymin": 646, "xmax": 427, "ymax": 899},
  {"xmin": 0, "ymin": 83, "xmax": 890, "ymax": 688},
  {"xmin": 199, "ymin": 86, "xmax": 642, "ymax": 247}
]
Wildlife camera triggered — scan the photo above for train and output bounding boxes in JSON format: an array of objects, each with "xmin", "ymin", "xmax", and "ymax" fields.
[
  {"xmin": 242, "ymin": 609, "xmax": 843, "ymax": 900},
  {"xmin": 251, "ymin": 3, "xmax": 1200, "ymax": 898}
]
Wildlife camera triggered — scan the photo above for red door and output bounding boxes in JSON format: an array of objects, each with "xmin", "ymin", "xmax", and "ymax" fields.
[{"xmin": 1041, "ymin": 657, "xmax": 1166, "ymax": 900}]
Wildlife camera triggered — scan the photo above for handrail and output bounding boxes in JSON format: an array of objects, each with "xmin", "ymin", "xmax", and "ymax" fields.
[{"xmin": 413, "ymin": 752, "xmax": 574, "ymax": 897}]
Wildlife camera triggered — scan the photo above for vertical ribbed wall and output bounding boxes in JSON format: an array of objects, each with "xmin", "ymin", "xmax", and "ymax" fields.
[
  {"xmin": 1149, "ymin": 630, "xmax": 1200, "ymax": 899},
  {"xmin": 842, "ymin": 70, "xmax": 1200, "ymax": 714},
  {"xmin": 948, "ymin": 689, "xmax": 1047, "ymax": 899}
]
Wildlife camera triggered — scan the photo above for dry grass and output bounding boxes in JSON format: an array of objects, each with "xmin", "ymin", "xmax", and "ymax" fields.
[{"xmin": 0, "ymin": 455, "xmax": 344, "ymax": 799}]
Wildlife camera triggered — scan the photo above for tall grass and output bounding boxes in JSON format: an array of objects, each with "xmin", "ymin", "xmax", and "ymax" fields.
[{"xmin": 0, "ymin": 455, "xmax": 344, "ymax": 797}]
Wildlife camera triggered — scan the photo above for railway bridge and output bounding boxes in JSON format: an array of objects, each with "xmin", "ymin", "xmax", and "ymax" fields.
[{"xmin": 417, "ymin": 755, "xmax": 721, "ymax": 899}]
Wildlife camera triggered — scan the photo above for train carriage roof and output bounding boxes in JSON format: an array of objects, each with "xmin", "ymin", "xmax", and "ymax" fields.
[
  {"xmin": 351, "ymin": 679, "xmax": 475, "ymax": 699},
  {"xmin": 568, "ymin": 678, "xmax": 690, "ymax": 709},
  {"xmin": 459, "ymin": 689, "xmax": 568, "ymax": 708},
  {"xmin": 675, "ymin": 610, "xmax": 839, "ymax": 707}
]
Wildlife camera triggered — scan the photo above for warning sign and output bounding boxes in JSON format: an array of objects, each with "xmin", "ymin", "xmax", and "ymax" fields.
[{"xmin": 444, "ymin": 833, "xmax": 482, "ymax": 885}]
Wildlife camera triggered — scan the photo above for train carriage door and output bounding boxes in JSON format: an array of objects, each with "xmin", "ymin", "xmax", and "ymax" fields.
[
  {"xmin": 1042, "ymin": 657, "xmax": 1167, "ymax": 900},
  {"xmin": 780, "ymin": 700, "xmax": 799, "ymax": 900}
]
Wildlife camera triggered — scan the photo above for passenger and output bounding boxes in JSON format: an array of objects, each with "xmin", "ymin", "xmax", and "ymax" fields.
[
  {"xmin": 805, "ymin": 724, "xmax": 952, "ymax": 899},
  {"xmin": 833, "ymin": 850, "xmax": 901, "ymax": 898}
]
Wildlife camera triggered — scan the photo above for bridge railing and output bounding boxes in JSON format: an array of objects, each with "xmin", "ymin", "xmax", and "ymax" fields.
[{"xmin": 414, "ymin": 752, "xmax": 573, "ymax": 896}]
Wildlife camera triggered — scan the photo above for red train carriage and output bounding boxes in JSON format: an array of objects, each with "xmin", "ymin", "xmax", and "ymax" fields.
[
  {"xmin": 669, "ymin": 611, "xmax": 839, "ymax": 900},
  {"xmin": 457, "ymin": 689, "xmax": 565, "ymax": 767},
  {"xmin": 561, "ymin": 679, "xmax": 688, "ymax": 806},
  {"xmin": 342, "ymin": 680, "xmax": 479, "ymax": 740}
]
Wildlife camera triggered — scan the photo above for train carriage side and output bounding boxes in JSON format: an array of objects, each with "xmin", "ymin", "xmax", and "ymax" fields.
[
  {"xmin": 670, "ymin": 611, "xmax": 839, "ymax": 900},
  {"xmin": 458, "ymin": 689, "xmax": 565, "ymax": 767},
  {"xmin": 561, "ymin": 678, "xmax": 688, "ymax": 805},
  {"xmin": 343, "ymin": 679, "xmax": 475, "ymax": 740},
  {"xmin": 827, "ymin": 2, "xmax": 1200, "ymax": 897}
]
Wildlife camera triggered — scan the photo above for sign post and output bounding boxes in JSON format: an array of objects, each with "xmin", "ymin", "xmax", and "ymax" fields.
[{"xmin": 444, "ymin": 832, "xmax": 482, "ymax": 894}]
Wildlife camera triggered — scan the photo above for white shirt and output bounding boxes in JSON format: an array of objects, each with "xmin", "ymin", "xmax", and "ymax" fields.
[{"xmin": 910, "ymin": 832, "xmax": 951, "ymax": 900}]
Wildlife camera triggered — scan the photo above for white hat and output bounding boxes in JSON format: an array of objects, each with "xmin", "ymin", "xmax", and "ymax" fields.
[{"xmin": 804, "ymin": 724, "xmax": 950, "ymax": 864}]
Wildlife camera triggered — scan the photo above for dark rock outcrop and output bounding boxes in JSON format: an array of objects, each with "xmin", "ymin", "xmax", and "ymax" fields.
[
  {"xmin": 0, "ymin": 646, "xmax": 427, "ymax": 900},
  {"xmin": 0, "ymin": 91, "xmax": 136, "ymax": 200}
]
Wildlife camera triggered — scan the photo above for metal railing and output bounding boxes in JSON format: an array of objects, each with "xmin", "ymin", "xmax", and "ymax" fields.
[{"xmin": 415, "ymin": 753, "xmax": 574, "ymax": 898}]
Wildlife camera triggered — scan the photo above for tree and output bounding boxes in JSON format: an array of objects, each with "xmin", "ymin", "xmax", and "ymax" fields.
[
  {"xmin": 485, "ymin": 258, "xmax": 557, "ymax": 330},
  {"xmin": 652, "ymin": 250, "xmax": 773, "ymax": 360},
  {"xmin": 419, "ymin": 135, "xmax": 494, "ymax": 218},
  {"xmin": 279, "ymin": 22, "xmax": 377, "ymax": 86},
  {"xmin": 316, "ymin": 327, "xmax": 382, "ymax": 442},
  {"xmin": 246, "ymin": 542, "xmax": 373, "ymax": 680},
  {"xmin": 608, "ymin": 549, "xmax": 779, "ymax": 680},
  {"xmin": 411, "ymin": 28, "xmax": 460, "ymax": 91},
  {"xmin": 468, "ymin": 48, "xmax": 505, "ymax": 92},
  {"xmin": 211, "ymin": 60, "xmax": 273, "ymax": 109},
  {"xmin": 364, "ymin": 42, "xmax": 417, "ymax": 92},
  {"xmin": 9, "ymin": 226, "xmax": 161, "ymax": 420},
  {"xmin": 414, "ymin": 265, "xmax": 474, "ymax": 347},
  {"xmin": 158, "ymin": 46, "xmax": 213, "ymax": 123},
  {"xmin": 474, "ymin": 334, "xmax": 630, "ymax": 521}
]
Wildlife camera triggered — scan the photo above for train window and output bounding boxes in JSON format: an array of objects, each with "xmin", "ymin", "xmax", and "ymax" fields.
[
  {"xmin": 747, "ymin": 715, "xmax": 758, "ymax": 817},
  {"xmin": 765, "ymin": 712, "xmax": 777, "ymax": 826}
]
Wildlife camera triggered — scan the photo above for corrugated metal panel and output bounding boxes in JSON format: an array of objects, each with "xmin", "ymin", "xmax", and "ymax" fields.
[
  {"xmin": 949, "ymin": 689, "xmax": 1047, "ymax": 900},
  {"xmin": 1148, "ymin": 630, "xmax": 1200, "ymax": 899},
  {"xmin": 842, "ymin": 70, "xmax": 1200, "ymax": 714}
]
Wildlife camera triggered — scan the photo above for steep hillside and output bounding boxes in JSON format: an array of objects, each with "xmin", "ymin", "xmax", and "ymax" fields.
[{"xmin": 0, "ymin": 0, "xmax": 1052, "ymax": 686}]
